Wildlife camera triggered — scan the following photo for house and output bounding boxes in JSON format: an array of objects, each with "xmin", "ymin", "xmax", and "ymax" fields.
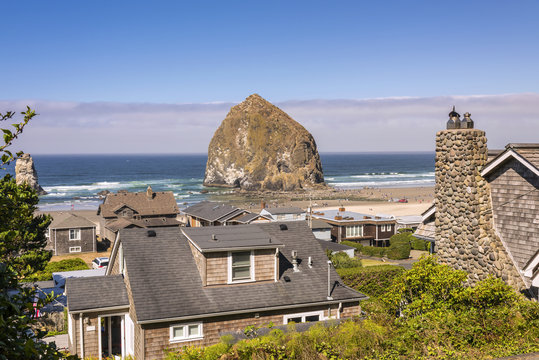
[
  {"xmin": 47, "ymin": 212, "xmax": 97, "ymax": 255},
  {"xmin": 412, "ymin": 205, "xmax": 436, "ymax": 253},
  {"xmin": 182, "ymin": 201, "xmax": 251, "ymax": 227},
  {"xmin": 310, "ymin": 219, "xmax": 333, "ymax": 241},
  {"xmin": 434, "ymin": 108, "xmax": 538, "ymax": 297},
  {"xmin": 228, "ymin": 212, "xmax": 272, "ymax": 225},
  {"xmin": 395, "ymin": 215, "xmax": 422, "ymax": 231},
  {"xmin": 97, "ymin": 186, "xmax": 180, "ymax": 242},
  {"xmin": 312, "ymin": 208, "xmax": 396, "ymax": 246},
  {"xmin": 260, "ymin": 206, "xmax": 306, "ymax": 221},
  {"xmin": 65, "ymin": 222, "xmax": 367, "ymax": 359}
]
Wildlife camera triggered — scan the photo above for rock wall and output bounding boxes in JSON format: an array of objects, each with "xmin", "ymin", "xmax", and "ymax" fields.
[
  {"xmin": 435, "ymin": 129, "xmax": 525, "ymax": 290},
  {"xmin": 15, "ymin": 153, "xmax": 47, "ymax": 195}
]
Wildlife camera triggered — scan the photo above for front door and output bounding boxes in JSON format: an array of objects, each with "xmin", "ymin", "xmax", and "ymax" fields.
[{"xmin": 99, "ymin": 313, "xmax": 134, "ymax": 359}]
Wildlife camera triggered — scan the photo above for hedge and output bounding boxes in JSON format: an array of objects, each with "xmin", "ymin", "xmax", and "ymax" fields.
[
  {"xmin": 337, "ymin": 265, "xmax": 405, "ymax": 298},
  {"xmin": 24, "ymin": 258, "xmax": 89, "ymax": 282},
  {"xmin": 410, "ymin": 237, "xmax": 430, "ymax": 251}
]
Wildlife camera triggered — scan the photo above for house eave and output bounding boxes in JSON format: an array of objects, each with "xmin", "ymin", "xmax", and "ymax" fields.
[
  {"xmin": 480, "ymin": 148, "xmax": 539, "ymax": 178},
  {"xmin": 68, "ymin": 304, "xmax": 129, "ymax": 315},
  {"xmin": 136, "ymin": 297, "xmax": 368, "ymax": 325}
]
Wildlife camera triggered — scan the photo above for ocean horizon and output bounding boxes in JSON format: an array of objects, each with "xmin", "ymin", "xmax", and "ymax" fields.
[{"xmin": 3, "ymin": 152, "xmax": 435, "ymax": 211}]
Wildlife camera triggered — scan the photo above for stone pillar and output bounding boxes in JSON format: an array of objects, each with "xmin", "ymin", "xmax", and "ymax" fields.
[{"xmin": 435, "ymin": 126, "xmax": 526, "ymax": 290}]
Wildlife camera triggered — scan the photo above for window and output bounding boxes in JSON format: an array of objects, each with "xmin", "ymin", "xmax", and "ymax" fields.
[
  {"xmin": 345, "ymin": 225, "xmax": 363, "ymax": 237},
  {"xmin": 381, "ymin": 224, "xmax": 386, "ymax": 232},
  {"xmin": 69, "ymin": 229, "xmax": 80, "ymax": 240},
  {"xmin": 228, "ymin": 251, "xmax": 254, "ymax": 283},
  {"xmin": 170, "ymin": 323, "xmax": 203, "ymax": 342},
  {"xmin": 386, "ymin": 224, "xmax": 392, "ymax": 232},
  {"xmin": 69, "ymin": 246, "xmax": 81, "ymax": 253},
  {"xmin": 284, "ymin": 310, "xmax": 324, "ymax": 324}
]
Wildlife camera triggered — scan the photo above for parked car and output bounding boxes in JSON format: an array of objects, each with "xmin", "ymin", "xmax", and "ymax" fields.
[{"xmin": 92, "ymin": 257, "xmax": 109, "ymax": 269}]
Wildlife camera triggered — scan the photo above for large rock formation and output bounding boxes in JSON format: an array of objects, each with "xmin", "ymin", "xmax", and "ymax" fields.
[
  {"xmin": 203, "ymin": 94, "xmax": 325, "ymax": 191},
  {"xmin": 15, "ymin": 153, "xmax": 47, "ymax": 195}
]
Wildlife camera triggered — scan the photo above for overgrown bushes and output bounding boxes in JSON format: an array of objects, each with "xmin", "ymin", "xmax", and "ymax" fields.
[
  {"xmin": 166, "ymin": 257, "xmax": 539, "ymax": 360},
  {"xmin": 410, "ymin": 236, "xmax": 430, "ymax": 251},
  {"xmin": 24, "ymin": 258, "xmax": 89, "ymax": 282},
  {"xmin": 337, "ymin": 265, "xmax": 405, "ymax": 298},
  {"xmin": 385, "ymin": 232, "xmax": 411, "ymax": 259},
  {"xmin": 326, "ymin": 251, "xmax": 362, "ymax": 269}
]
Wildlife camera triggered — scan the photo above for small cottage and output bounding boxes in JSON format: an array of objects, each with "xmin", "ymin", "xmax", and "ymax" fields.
[{"xmin": 47, "ymin": 212, "xmax": 97, "ymax": 255}]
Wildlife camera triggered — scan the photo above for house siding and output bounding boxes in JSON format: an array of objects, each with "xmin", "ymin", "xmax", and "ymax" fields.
[
  {"xmin": 51, "ymin": 226, "xmax": 95, "ymax": 255},
  {"xmin": 206, "ymin": 252, "xmax": 228, "ymax": 285},
  {"xmin": 188, "ymin": 241, "xmax": 207, "ymax": 286},
  {"xmin": 141, "ymin": 302, "xmax": 360, "ymax": 359}
]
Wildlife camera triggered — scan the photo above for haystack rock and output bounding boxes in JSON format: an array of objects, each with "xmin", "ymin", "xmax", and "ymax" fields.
[
  {"xmin": 203, "ymin": 94, "xmax": 325, "ymax": 191},
  {"xmin": 15, "ymin": 153, "xmax": 47, "ymax": 195}
]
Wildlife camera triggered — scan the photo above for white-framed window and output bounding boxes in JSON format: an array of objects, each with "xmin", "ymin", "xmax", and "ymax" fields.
[
  {"xmin": 284, "ymin": 310, "xmax": 324, "ymax": 324},
  {"xmin": 381, "ymin": 224, "xmax": 386, "ymax": 232},
  {"xmin": 69, "ymin": 229, "xmax": 80, "ymax": 240},
  {"xmin": 228, "ymin": 250, "xmax": 254, "ymax": 283},
  {"xmin": 345, "ymin": 225, "xmax": 363, "ymax": 237},
  {"xmin": 386, "ymin": 224, "xmax": 392, "ymax": 232},
  {"xmin": 169, "ymin": 322, "xmax": 203, "ymax": 343},
  {"xmin": 69, "ymin": 246, "xmax": 81, "ymax": 253}
]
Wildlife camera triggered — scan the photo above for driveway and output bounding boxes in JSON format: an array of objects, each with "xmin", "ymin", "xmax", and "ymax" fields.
[{"xmin": 44, "ymin": 333, "xmax": 68, "ymax": 351}]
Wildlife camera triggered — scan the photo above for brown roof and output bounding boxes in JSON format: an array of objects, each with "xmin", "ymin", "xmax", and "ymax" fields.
[{"xmin": 98, "ymin": 188, "xmax": 179, "ymax": 218}]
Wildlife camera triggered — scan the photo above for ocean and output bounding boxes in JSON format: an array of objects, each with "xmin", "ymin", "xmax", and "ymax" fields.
[{"xmin": 3, "ymin": 153, "xmax": 434, "ymax": 211}]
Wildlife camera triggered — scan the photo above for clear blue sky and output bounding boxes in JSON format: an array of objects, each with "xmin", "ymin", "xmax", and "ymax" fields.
[{"xmin": 2, "ymin": 0, "xmax": 539, "ymax": 103}]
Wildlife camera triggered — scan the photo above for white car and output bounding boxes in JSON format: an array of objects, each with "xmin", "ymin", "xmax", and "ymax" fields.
[{"xmin": 92, "ymin": 257, "xmax": 109, "ymax": 269}]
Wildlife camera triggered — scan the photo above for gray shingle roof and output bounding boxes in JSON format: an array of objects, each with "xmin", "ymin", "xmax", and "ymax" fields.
[
  {"xmin": 121, "ymin": 222, "xmax": 366, "ymax": 323},
  {"xmin": 182, "ymin": 201, "xmax": 240, "ymax": 222},
  {"xmin": 182, "ymin": 225, "xmax": 283, "ymax": 252},
  {"xmin": 311, "ymin": 219, "xmax": 332, "ymax": 230},
  {"xmin": 232, "ymin": 212, "xmax": 261, "ymax": 224},
  {"xmin": 50, "ymin": 213, "xmax": 96, "ymax": 229},
  {"xmin": 316, "ymin": 239, "xmax": 355, "ymax": 252},
  {"xmin": 66, "ymin": 275, "xmax": 129, "ymax": 312},
  {"xmin": 98, "ymin": 189, "xmax": 179, "ymax": 218}
]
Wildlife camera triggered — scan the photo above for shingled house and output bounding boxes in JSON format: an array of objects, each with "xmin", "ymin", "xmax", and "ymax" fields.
[
  {"xmin": 312, "ymin": 208, "xmax": 396, "ymax": 245},
  {"xmin": 47, "ymin": 212, "xmax": 97, "ymax": 255},
  {"xmin": 97, "ymin": 186, "xmax": 180, "ymax": 242},
  {"xmin": 182, "ymin": 201, "xmax": 251, "ymax": 227},
  {"xmin": 65, "ymin": 222, "xmax": 367, "ymax": 359}
]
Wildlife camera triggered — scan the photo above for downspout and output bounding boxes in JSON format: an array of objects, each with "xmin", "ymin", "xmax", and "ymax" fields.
[
  {"xmin": 337, "ymin": 302, "xmax": 342, "ymax": 319},
  {"xmin": 54, "ymin": 229, "xmax": 57, "ymax": 256},
  {"xmin": 93, "ymin": 227, "xmax": 96, "ymax": 252},
  {"xmin": 79, "ymin": 314, "xmax": 84, "ymax": 358},
  {"xmin": 327, "ymin": 261, "xmax": 333, "ymax": 300}
]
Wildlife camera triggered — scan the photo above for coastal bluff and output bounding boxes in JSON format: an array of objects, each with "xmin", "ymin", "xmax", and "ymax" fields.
[{"xmin": 203, "ymin": 94, "xmax": 325, "ymax": 191}]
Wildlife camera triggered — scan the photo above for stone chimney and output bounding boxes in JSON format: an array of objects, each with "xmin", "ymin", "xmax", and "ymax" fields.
[{"xmin": 435, "ymin": 109, "xmax": 525, "ymax": 289}]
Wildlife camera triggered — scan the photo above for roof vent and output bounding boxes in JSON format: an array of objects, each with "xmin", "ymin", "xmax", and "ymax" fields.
[
  {"xmin": 147, "ymin": 230, "xmax": 156, "ymax": 237},
  {"xmin": 279, "ymin": 224, "xmax": 288, "ymax": 231},
  {"xmin": 283, "ymin": 276, "xmax": 291, "ymax": 282},
  {"xmin": 211, "ymin": 234, "xmax": 218, "ymax": 241}
]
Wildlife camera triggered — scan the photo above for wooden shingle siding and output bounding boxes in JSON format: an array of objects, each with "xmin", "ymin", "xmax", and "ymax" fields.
[
  {"xmin": 51, "ymin": 227, "xmax": 95, "ymax": 255},
  {"xmin": 206, "ymin": 252, "xmax": 228, "ymax": 285},
  {"xmin": 142, "ymin": 302, "xmax": 361, "ymax": 359},
  {"xmin": 255, "ymin": 249, "xmax": 275, "ymax": 281},
  {"xmin": 188, "ymin": 241, "xmax": 207, "ymax": 285},
  {"xmin": 489, "ymin": 158, "xmax": 539, "ymax": 270}
]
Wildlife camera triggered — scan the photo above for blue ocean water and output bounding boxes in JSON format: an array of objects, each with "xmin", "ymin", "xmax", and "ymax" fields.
[{"xmin": 3, "ymin": 152, "xmax": 434, "ymax": 210}]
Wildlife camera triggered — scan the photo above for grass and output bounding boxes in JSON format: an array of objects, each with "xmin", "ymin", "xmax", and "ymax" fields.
[
  {"xmin": 361, "ymin": 258, "xmax": 395, "ymax": 267},
  {"xmin": 50, "ymin": 248, "xmax": 111, "ymax": 267}
]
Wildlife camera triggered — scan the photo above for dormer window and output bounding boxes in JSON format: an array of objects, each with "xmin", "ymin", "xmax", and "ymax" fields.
[{"xmin": 228, "ymin": 251, "xmax": 254, "ymax": 283}]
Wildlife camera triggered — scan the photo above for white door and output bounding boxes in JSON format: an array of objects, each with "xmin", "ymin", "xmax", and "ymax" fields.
[{"xmin": 124, "ymin": 313, "xmax": 135, "ymax": 356}]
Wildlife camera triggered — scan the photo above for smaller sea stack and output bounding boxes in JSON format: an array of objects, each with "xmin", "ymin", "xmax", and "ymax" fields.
[{"xmin": 15, "ymin": 153, "xmax": 47, "ymax": 195}]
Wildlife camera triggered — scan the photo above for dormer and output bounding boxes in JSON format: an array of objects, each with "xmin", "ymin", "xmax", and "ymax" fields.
[
  {"xmin": 182, "ymin": 226, "xmax": 284, "ymax": 286},
  {"xmin": 112, "ymin": 204, "xmax": 138, "ymax": 218}
]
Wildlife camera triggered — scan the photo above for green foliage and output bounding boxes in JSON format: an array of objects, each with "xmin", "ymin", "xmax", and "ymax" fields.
[
  {"xmin": 0, "ymin": 175, "xmax": 52, "ymax": 278},
  {"xmin": 0, "ymin": 107, "xmax": 36, "ymax": 168},
  {"xmin": 397, "ymin": 227, "xmax": 414, "ymax": 234},
  {"xmin": 386, "ymin": 232, "xmax": 412, "ymax": 260},
  {"xmin": 337, "ymin": 265, "xmax": 405, "ymax": 298},
  {"xmin": 341, "ymin": 240, "xmax": 362, "ymax": 252},
  {"xmin": 410, "ymin": 236, "xmax": 430, "ymax": 251},
  {"xmin": 326, "ymin": 251, "xmax": 362, "ymax": 269},
  {"xmin": 24, "ymin": 258, "xmax": 89, "ymax": 282},
  {"xmin": 360, "ymin": 245, "xmax": 387, "ymax": 257}
]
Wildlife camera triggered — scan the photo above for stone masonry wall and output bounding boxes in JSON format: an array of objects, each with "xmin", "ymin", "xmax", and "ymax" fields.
[{"xmin": 435, "ymin": 129, "xmax": 526, "ymax": 291}]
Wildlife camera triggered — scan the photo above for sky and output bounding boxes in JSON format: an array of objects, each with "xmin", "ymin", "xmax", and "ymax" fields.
[{"xmin": 1, "ymin": 1, "xmax": 538, "ymax": 154}]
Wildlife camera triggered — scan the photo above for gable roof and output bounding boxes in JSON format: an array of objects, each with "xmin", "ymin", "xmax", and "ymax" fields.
[
  {"xmin": 66, "ymin": 275, "xmax": 129, "ymax": 312},
  {"xmin": 50, "ymin": 212, "xmax": 96, "ymax": 229},
  {"xmin": 120, "ymin": 222, "xmax": 366, "ymax": 324},
  {"xmin": 481, "ymin": 144, "xmax": 539, "ymax": 178},
  {"xmin": 98, "ymin": 188, "xmax": 179, "ymax": 218},
  {"xmin": 232, "ymin": 212, "xmax": 271, "ymax": 224},
  {"xmin": 182, "ymin": 201, "xmax": 241, "ymax": 222},
  {"xmin": 182, "ymin": 225, "xmax": 284, "ymax": 252}
]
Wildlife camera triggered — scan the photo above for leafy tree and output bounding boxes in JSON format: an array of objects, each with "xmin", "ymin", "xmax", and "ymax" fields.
[{"xmin": 0, "ymin": 108, "xmax": 75, "ymax": 359}]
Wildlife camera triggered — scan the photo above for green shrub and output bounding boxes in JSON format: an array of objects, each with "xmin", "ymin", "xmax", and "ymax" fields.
[
  {"xmin": 386, "ymin": 232, "xmax": 412, "ymax": 259},
  {"xmin": 341, "ymin": 241, "xmax": 363, "ymax": 252},
  {"xmin": 398, "ymin": 227, "xmax": 414, "ymax": 233},
  {"xmin": 337, "ymin": 265, "xmax": 405, "ymax": 298},
  {"xmin": 361, "ymin": 246, "xmax": 387, "ymax": 257},
  {"xmin": 410, "ymin": 236, "xmax": 430, "ymax": 251},
  {"xmin": 24, "ymin": 258, "xmax": 89, "ymax": 282},
  {"xmin": 328, "ymin": 252, "xmax": 362, "ymax": 269}
]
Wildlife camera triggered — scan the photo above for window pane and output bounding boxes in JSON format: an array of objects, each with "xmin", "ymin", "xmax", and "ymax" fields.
[
  {"xmin": 232, "ymin": 252, "xmax": 250, "ymax": 266},
  {"xmin": 232, "ymin": 266, "xmax": 250, "ymax": 280},
  {"xmin": 305, "ymin": 315, "xmax": 320, "ymax": 322},
  {"xmin": 287, "ymin": 317, "xmax": 302, "ymax": 324},
  {"xmin": 188, "ymin": 325, "xmax": 199, "ymax": 337},
  {"xmin": 173, "ymin": 326, "xmax": 184, "ymax": 339}
]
